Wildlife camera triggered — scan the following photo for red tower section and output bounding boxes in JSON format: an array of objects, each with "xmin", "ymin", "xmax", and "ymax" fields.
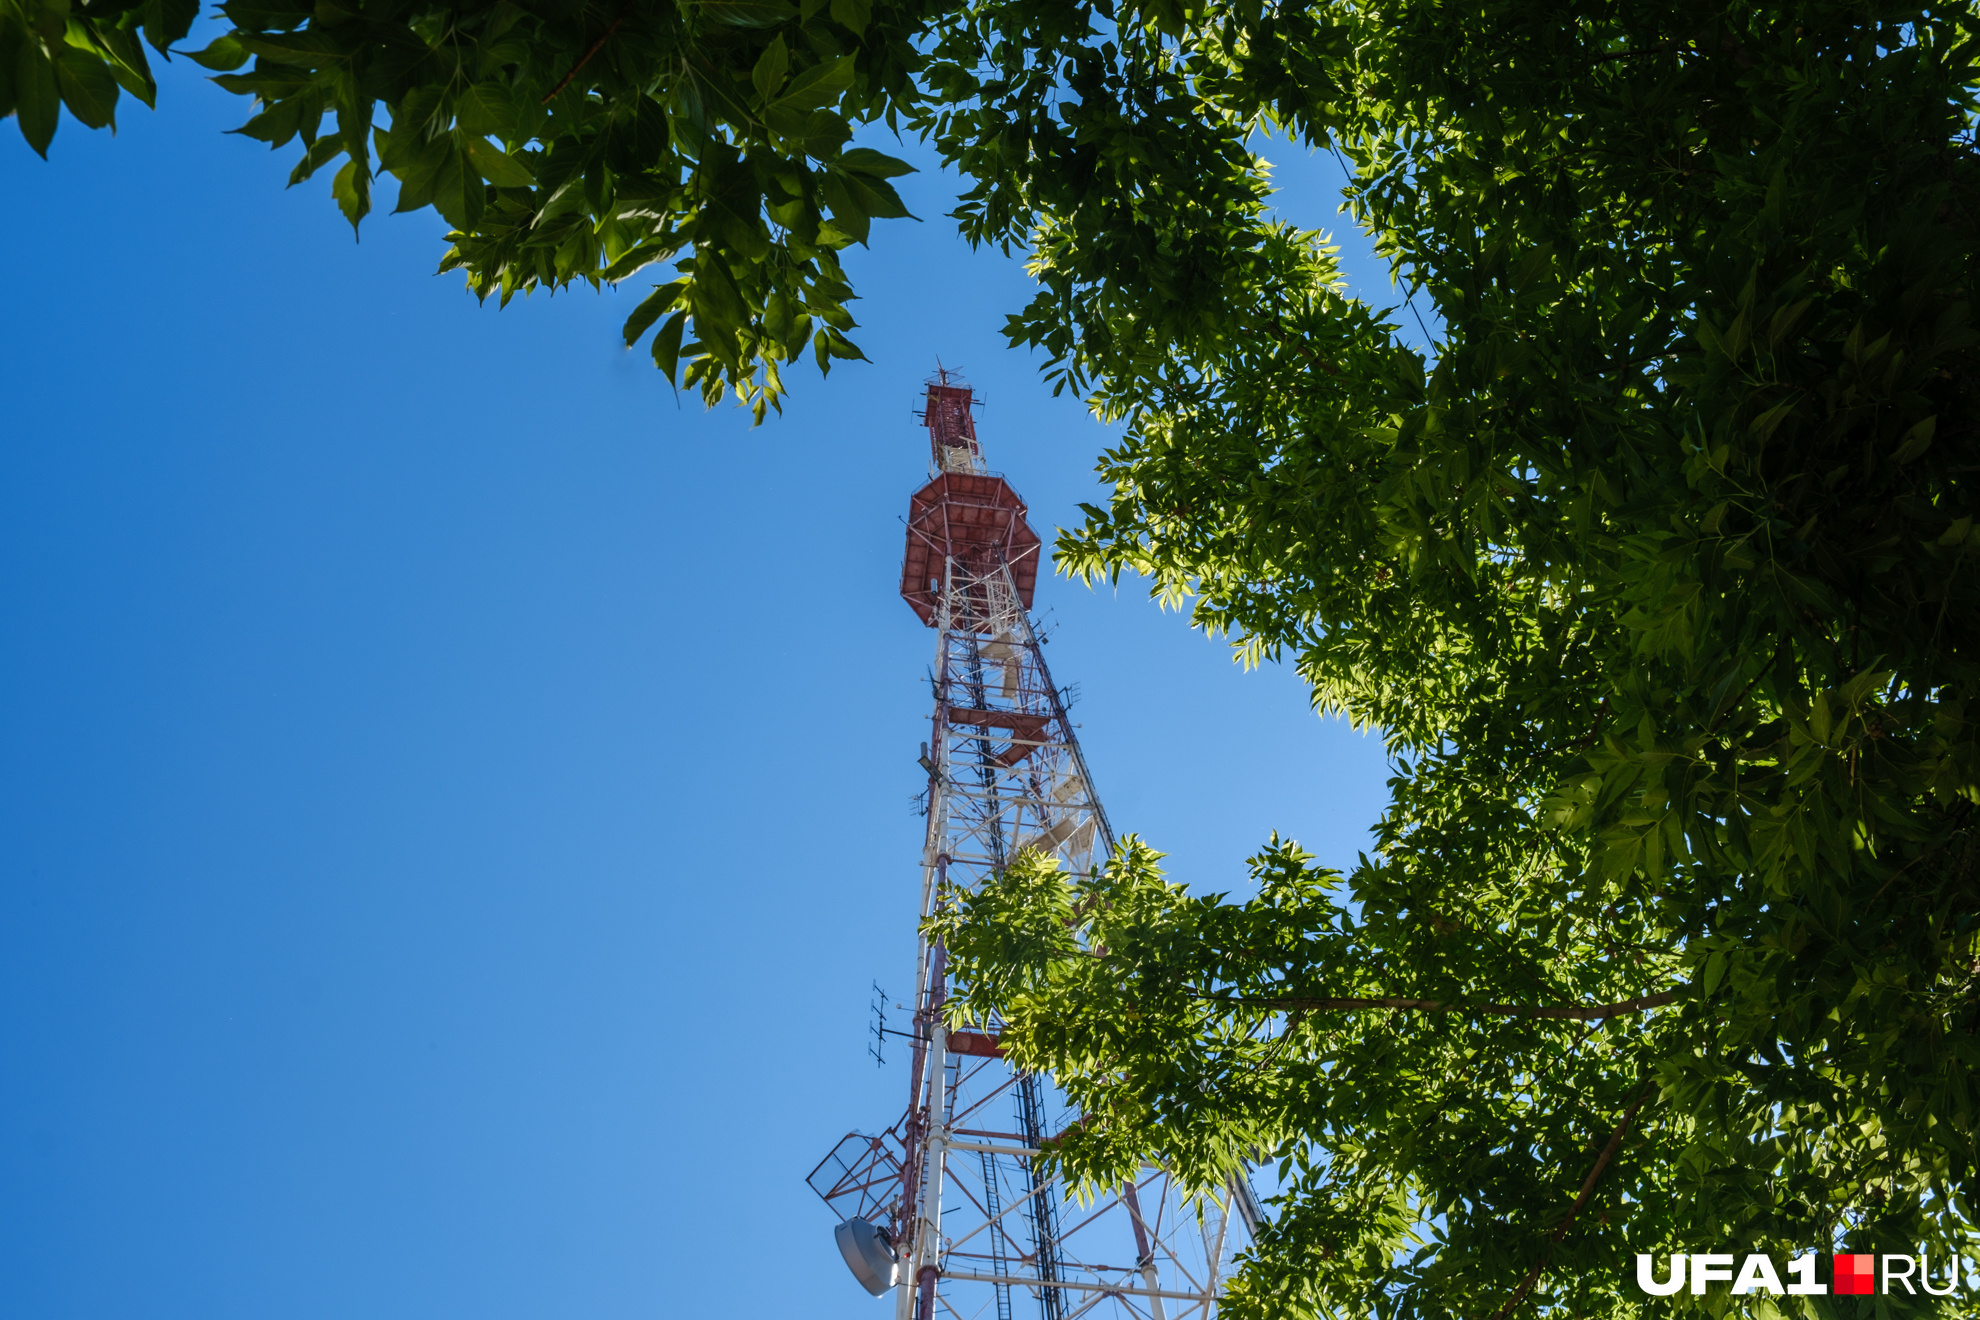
[{"xmin": 898, "ymin": 376, "xmax": 1042, "ymax": 627}]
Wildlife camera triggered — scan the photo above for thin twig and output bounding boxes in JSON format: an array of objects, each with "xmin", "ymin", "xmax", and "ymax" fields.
[
  {"xmin": 1707, "ymin": 634, "xmax": 1790, "ymax": 735},
  {"xmin": 1266, "ymin": 319, "xmax": 1339, "ymax": 376},
  {"xmin": 1194, "ymin": 990, "xmax": 1678, "ymax": 1021},
  {"xmin": 1253, "ymin": 1007, "xmax": 1309, "ymax": 1073},
  {"xmin": 1570, "ymin": 697, "xmax": 1611, "ymax": 751},
  {"xmin": 1515, "ymin": 1017, "xmax": 1603, "ymax": 1104},
  {"xmin": 542, "ymin": 0, "xmax": 636, "ymax": 105},
  {"xmin": 1866, "ymin": 839, "xmax": 1951, "ymax": 906},
  {"xmin": 1587, "ymin": 41, "xmax": 1691, "ymax": 64}
]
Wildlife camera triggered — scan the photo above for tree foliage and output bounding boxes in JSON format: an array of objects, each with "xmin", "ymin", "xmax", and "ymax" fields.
[
  {"xmin": 938, "ymin": 5, "xmax": 1980, "ymax": 1318},
  {"xmin": 13, "ymin": 0, "xmax": 1980, "ymax": 1316}
]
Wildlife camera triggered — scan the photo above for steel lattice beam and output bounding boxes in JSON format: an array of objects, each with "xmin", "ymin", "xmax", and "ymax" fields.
[{"xmin": 808, "ymin": 372, "xmax": 1253, "ymax": 1320}]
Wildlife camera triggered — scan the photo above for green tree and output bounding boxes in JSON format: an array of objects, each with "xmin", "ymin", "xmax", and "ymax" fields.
[
  {"xmin": 935, "ymin": 6, "xmax": 1980, "ymax": 1319},
  {"xmin": 11, "ymin": 0, "xmax": 1980, "ymax": 1315}
]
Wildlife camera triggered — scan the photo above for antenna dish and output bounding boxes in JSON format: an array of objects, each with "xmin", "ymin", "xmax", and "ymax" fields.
[{"xmin": 834, "ymin": 1217, "xmax": 898, "ymax": 1296}]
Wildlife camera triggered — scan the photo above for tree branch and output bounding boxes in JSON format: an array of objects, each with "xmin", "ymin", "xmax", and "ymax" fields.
[
  {"xmin": 1488, "ymin": 1081, "xmax": 1656, "ymax": 1320},
  {"xmin": 1707, "ymin": 634, "xmax": 1789, "ymax": 734},
  {"xmin": 1569, "ymin": 696, "xmax": 1610, "ymax": 751},
  {"xmin": 1198, "ymin": 990, "xmax": 1678, "ymax": 1021},
  {"xmin": 542, "ymin": 0, "xmax": 635, "ymax": 105},
  {"xmin": 1587, "ymin": 41, "xmax": 1691, "ymax": 64}
]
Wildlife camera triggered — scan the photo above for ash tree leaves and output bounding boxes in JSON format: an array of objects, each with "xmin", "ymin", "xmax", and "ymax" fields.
[
  {"xmin": 9, "ymin": 0, "xmax": 1279, "ymax": 419},
  {"xmin": 0, "ymin": 0, "xmax": 196, "ymax": 156},
  {"xmin": 68, "ymin": 0, "xmax": 933, "ymax": 419},
  {"xmin": 225, "ymin": 0, "xmax": 927, "ymax": 418},
  {"xmin": 939, "ymin": 5, "xmax": 1980, "ymax": 1320},
  {"xmin": 6, "ymin": 0, "xmax": 1281, "ymax": 418}
]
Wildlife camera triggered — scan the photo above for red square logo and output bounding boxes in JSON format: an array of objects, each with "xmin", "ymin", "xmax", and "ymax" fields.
[{"xmin": 1834, "ymin": 1254, "xmax": 1876, "ymax": 1295}]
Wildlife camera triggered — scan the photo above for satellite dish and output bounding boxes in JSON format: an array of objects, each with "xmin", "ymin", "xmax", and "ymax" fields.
[{"xmin": 834, "ymin": 1217, "xmax": 899, "ymax": 1296}]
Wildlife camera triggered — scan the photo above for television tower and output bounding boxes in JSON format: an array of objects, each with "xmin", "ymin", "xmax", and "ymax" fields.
[{"xmin": 808, "ymin": 372, "xmax": 1262, "ymax": 1320}]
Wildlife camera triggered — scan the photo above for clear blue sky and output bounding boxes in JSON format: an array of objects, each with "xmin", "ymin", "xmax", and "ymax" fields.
[{"xmin": 0, "ymin": 56, "xmax": 1404, "ymax": 1320}]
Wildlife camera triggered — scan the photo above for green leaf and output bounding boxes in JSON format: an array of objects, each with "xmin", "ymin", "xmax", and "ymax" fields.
[
  {"xmin": 185, "ymin": 34, "xmax": 250, "ymax": 70},
  {"xmin": 1746, "ymin": 393, "xmax": 1799, "ymax": 445},
  {"xmin": 331, "ymin": 157, "xmax": 370, "ymax": 232},
  {"xmin": 215, "ymin": 0, "xmax": 313, "ymax": 32},
  {"xmin": 234, "ymin": 30, "xmax": 346, "ymax": 67},
  {"xmin": 463, "ymin": 135, "xmax": 533, "ymax": 187},
  {"xmin": 1766, "ymin": 297, "xmax": 1812, "ymax": 347},
  {"xmin": 53, "ymin": 54, "xmax": 119, "ymax": 135},
  {"xmin": 93, "ymin": 26, "xmax": 157, "ymax": 107},
  {"xmin": 838, "ymin": 146, "xmax": 914, "ymax": 178},
  {"xmin": 688, "ymin": 0, "xmax": 796, "ymax": 28},
  {"xmin": 767, "ymin": 53, "xmax": 851, "ymax": 116},
  {"xmin": 14, "ymin": 37, "xmax": 59, "ymax": 156},
  {"xmin": 793, "ymin": 107, "xmax": 850, "ymax": 157},
  {"xmin": 838, "ymin": 170, "xmax": 911, "ymax": 220},
  {"xmin": 454, "ymin": 83, "xmax": 516, "ymax": 140},
  {"xmin": 819, "ymin": 170, "xmax": 868, "ymax": 243},
  {"xmin": 423, "ymin": 147, "xmax": 468, "ymax": 226},
  {"xmin": 390, "ymin": 85, "xmax": 445, "ymax": 141},
  {"xmin": 1893, "ymin": 415, "xmax": 1936, "ymax": 464},
  {"xmin": 140, "ymin": 0, "xmax": 200, "ymax": 53},
  {"xmin": 0, "ymin": 27, "xmax": 17, "ymax": 121},
  {"xmin": 231, "ymin": 95, "xmax": 304, "ymax": 146},
  {"xmin": 649, "ymin": 309, "xmax": 689, "ymax": 382},
  {"xmin": 1701, "ymin": 950, "xmax": 1728, "ymax": 996},
  {"xmin": 750, "ymin": 34, "xmax": 788, "ymax": 103},
  {"xmin": 623, "ymin": 281, "xmax": 687, "ymax": 346},
  {"xmin": 828, "ymin": 0, "xmax": 870, "ymax": 35},
  {"xmin": 286, "ymin": 134, "xmax": 344, "ymax": 186}
]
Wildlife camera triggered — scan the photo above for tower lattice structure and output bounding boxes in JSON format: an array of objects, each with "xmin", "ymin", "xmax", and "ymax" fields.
[{"xmin": 809, "ymin": 373, "xmax": 1261, "ymax": 1320}]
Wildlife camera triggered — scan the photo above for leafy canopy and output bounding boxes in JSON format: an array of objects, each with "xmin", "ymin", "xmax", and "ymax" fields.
[
  {"xmin": 942, "ymin": 4, "xmax": 1980, "ymax": 1319},
  {"xmin": 12, "ymin": 0, "xmax": 1980, "ymax": 1316}
]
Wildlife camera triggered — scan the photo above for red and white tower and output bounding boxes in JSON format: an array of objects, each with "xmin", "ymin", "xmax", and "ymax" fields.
[{"xmin": 809, "ymin": 373, "xmax": 1260, "ymax": 1320}]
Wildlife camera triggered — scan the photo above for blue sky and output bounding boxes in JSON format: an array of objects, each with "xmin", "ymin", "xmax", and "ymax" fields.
[{"xmin": 0, "ymin": 55, "xmax": 1403, "ymax": 1320}]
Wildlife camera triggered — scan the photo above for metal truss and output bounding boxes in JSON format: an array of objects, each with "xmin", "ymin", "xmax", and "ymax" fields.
[{"xmin": 809, "ymin": 375, "xmax": 1260, "ymax": 1320}]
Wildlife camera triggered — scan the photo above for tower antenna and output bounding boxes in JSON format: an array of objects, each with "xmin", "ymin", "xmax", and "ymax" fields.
[{"xmin": 806, "ymin": 368, "xmax": 1262, "ymax": 1319}]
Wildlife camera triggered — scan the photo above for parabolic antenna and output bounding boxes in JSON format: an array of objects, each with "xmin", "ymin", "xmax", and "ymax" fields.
[{"xmin": 834, "ymin": 1217, "xmax": 898, "ymax": 1296}]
